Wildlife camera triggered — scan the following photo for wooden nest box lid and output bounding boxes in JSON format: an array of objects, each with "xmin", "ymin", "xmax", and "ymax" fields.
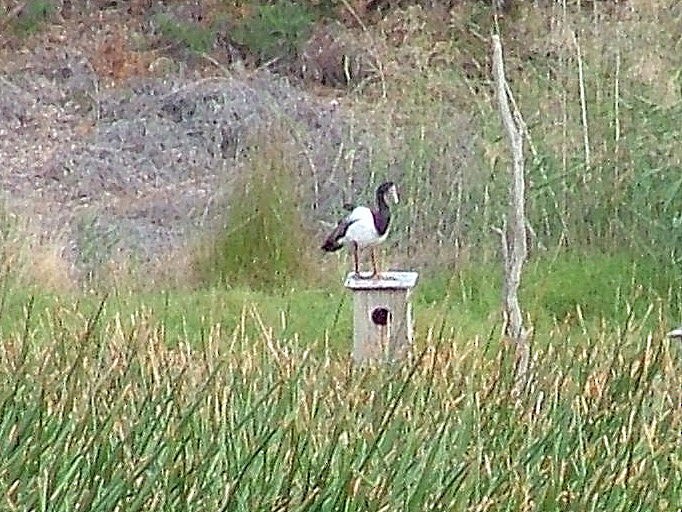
[{"xmin": 344, "ymin": 271, "xmax": 419, "ymax": 291}]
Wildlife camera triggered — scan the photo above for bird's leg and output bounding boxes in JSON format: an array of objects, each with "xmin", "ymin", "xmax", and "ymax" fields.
[
  {"xmin": 353, "ymin": 242, "xmax": 360, "ymax": 277},
  {"xmin": 371, "ymin": 248, "xmax": 380, "ymax": 279}
]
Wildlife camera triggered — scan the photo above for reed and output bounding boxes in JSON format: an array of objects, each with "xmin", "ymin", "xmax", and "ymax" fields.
[{"xmin": 0, "ymin": 293, "xmax": 679, "ymax": 510}]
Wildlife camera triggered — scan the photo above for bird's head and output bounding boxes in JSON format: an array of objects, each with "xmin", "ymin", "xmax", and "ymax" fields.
[{"xmin": 378, "ymin": 181, "xmax": 399, "ymax": 205}]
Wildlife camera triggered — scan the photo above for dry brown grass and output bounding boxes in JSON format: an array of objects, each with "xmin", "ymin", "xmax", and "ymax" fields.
[
  {"xmin": 366, "ymin": 0, "xmax": 680, "ymax": 148},
  {"xmin": 4, "ymin": 226, "xmax": 74, "ymax": 292},
  {"xmin": 22, "ymin": 242, "xmax": 75, "ymax": 292},
  {"xmin": 143, "ymin": 245, "xmax": 205, "ymax": 291},
  {"xmin": 90, "ymin": 27, "xmax": 154, "ymax": 85}
]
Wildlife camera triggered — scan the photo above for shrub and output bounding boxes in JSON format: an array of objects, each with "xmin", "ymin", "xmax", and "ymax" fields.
[
  {"xmin": 231, "ymin": 1, "xmax": 315, "ymax": 64},
  {"xmin": 299, "ymin": 22, "xmax": 377, "ymax": 87},
  {"xmin": 154, "ymin": 13, "xmax": 214, "ymax": 53},
  {"xmin": 195, "ymin": 132, "xmax": 320, "ymax": 290},
  {"xmin": 7, "ymin": 0, "xmax": 54, "ymax": 36}
]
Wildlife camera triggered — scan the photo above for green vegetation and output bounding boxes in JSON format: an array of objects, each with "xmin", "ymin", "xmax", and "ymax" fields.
[
  {"xmin": 1, "ymin": 250, "xmax": 678, "ymax": 356},
  {"xmin": 4, "ymin": 0, "xmax": 54, "ymax": 36},
  {"xmin": 231, "ymin": 0, "xmax": 316, "ymax": 63},
  {"xmin": 154, "ymin": 13, "xmax": 215, "ymax": 53},
  {"xmin": 152, "ymin": 0, "xmax": 320, "ymax": 60},
  {"xmin": 0, "ymin": 287, "xmax": 679, "ymax": 510},
  {"xmin": 354, "ymin": 1, "xmax": 682, "ymax": 268},
  {"xmin": 194, "ymin": 135, "xmax": 321, "ymax": 291},
  {"xmin": 1, "ymin": 1, "xmax": 681, "ymax": 510}
]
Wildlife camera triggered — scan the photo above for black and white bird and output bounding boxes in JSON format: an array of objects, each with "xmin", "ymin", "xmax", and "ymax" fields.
[{"xmin": 322, "ymin": 181, "xmax": 399, "ymax": 278}]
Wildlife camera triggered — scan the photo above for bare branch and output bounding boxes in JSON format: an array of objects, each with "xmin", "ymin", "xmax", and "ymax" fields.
[{"xmin": 491, "ymin": 35, "xmax": 530, "ymax": 391}]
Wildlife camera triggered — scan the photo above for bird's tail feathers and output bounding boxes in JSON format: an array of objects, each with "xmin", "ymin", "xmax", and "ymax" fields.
[
  {"xmin": 321, "ymin": 238, "xmax": 343, "ymax": 252},
  {"xmin": 322, "ymin": 217, "xmax": 354, "ymax": 252}
]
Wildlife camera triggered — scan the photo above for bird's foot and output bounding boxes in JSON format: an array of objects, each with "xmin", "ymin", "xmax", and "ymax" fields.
[{"xmin": 354, "ymin": 271, "xmax": 374, "ymax": 280}]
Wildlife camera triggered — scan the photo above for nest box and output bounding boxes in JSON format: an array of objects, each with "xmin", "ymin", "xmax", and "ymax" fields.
[{"xmin": 344, "ymin": 271, "xmax": 418, "ymax": 363}]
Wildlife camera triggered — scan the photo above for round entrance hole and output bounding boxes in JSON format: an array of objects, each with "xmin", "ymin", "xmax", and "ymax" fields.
[{"xmin": 371, "ymin": 307, "xmax": 390, "ymax": 326}]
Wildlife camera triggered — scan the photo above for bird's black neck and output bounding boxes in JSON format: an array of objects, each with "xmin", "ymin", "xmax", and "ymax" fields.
[{"xmin": 373, "ymin": 190, "xmax": 391, "ymax": 235}]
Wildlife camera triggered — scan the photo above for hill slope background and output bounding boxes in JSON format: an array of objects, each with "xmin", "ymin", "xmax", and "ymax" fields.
[{"xmin": 1, "ymin": 0, "xmax": 680, "ymax": 299}]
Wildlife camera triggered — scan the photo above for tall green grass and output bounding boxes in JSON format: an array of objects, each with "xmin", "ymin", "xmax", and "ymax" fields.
[
  {"xmin": 1, "ymin": 250, "xmax": 678, "ymax": 362},
  {"xmin": 0, "ymin": 292, "xmax": 679, "ymax": 511},
  {"xmin": 351, "ymin": 1, "xmax": 682, "ymax": 274},
  {"xmin": 195, "ymin": 135, "xmax": 321, "ymax": 291}
]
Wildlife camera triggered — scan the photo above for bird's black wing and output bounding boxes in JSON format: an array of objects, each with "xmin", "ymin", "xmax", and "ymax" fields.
[{"xmin": 321, "ymin": 216, "xmax": 358, "ymax": 252}]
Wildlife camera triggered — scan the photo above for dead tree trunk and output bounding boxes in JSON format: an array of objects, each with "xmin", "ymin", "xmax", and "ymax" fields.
[{"xmin": 491, "ymin": 35, "xmax": 530, "ymax": 390}]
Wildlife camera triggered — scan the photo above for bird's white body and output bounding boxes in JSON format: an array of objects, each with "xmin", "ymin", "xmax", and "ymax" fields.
[
  {"xmin": 338, "ymin": 207, "xmax": 389, "ymax": 249},
  {"xmin": 321, "ymin": 181, "xmax": 398, "ymax": 277}
]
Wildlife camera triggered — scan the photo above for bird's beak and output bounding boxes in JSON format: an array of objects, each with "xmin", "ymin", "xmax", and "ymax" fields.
[{"xmin": 390, "ymin": 185, "xmax": 399, "ymax": 204}]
